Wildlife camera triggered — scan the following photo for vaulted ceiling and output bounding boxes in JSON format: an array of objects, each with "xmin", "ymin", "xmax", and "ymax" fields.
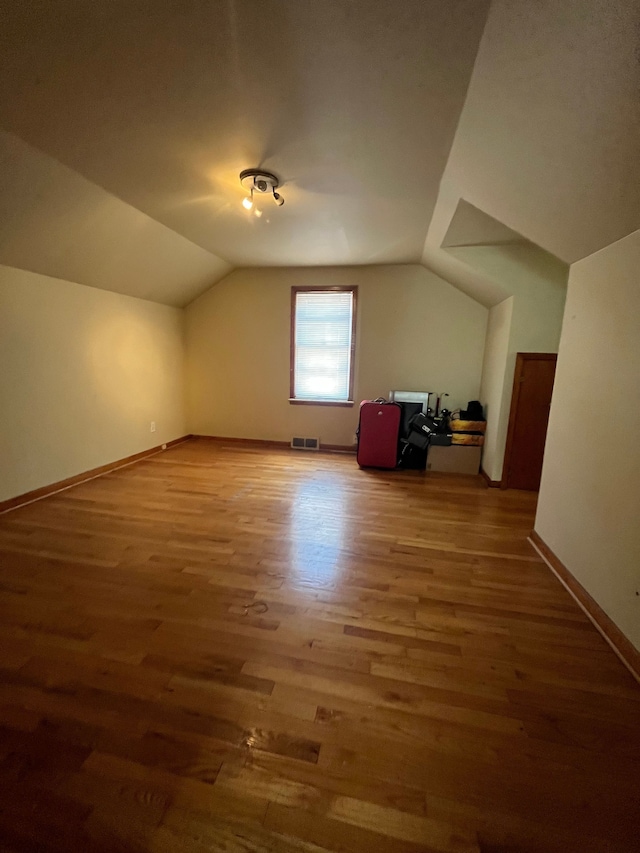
[
  {"xmin": 0, "ymin": 0, "xmax": 488, "ymax": 303},
  {"xmin": 431, "ymin": 0, "xmax": 640, "ymax": 267},
  {"xmin": 0, "ymin": 0, "xmax": 637, "ymax": 307}
]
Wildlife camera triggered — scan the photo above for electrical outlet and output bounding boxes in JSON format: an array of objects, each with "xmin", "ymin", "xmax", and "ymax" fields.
[
  {"xmin": 161, "ymin": 443, "xmax": 167, "ymax": 450},
  {"xmin": 150, "ymin": 421, "xmax": 156, "ymax": 432}
]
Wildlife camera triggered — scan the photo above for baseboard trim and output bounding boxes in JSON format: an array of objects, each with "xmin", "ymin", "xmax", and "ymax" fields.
[
  {"xmin": 192, "ymin": 434, "xmax": 289, "ymax": 449},
  {"xmin": 480, "ymin": 468, "xmax": 501, "ymax": 488},
  {"xmin": 529, "ymin": 530, "xmax": 640, "ymax": 683},
  {"xmin": 0, "ymin": 435, "xmax": 193, "ymax": 515},
  {"xmin": 191, "ymin": 435, "xmax": 356, "ymax": 454}
]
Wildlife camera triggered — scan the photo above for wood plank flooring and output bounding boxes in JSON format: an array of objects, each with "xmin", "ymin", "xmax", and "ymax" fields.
[{"xmin": 0, "ymin": 438, "xmax": 638, "ymax": 852}]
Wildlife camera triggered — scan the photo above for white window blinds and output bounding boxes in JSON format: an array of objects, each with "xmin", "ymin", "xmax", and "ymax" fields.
[{"xmin": 293, "ymin": 290, "xmax": 354, "ymax": 401}]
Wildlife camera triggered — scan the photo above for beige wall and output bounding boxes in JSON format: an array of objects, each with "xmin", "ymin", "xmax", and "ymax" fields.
[
  {"xmin": 0, "ymin": 266, "xmax": 186, "ymax": 503},
  {"xmin": 185, "ymin": 265, "xmax": 488, "ymax": 447},
  {"xmin": 498, "ymin": 251, "xmax": 567, "ymax": 482},
  {"xmin": 455, "ymin": 245, "xmax": 568, "ymax": 481},
  {"xmin": 478, "ymin": 297, "xmax": 513, "ymax": 481},
  {"xmin": 535, "ymin": 231, "xmax": 640, "ymax": 651}
]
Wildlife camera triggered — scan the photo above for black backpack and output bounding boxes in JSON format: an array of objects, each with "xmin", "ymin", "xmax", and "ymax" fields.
[{"xmin": 461, "ymin": 400, "xmax": 484, "ymax": 421}]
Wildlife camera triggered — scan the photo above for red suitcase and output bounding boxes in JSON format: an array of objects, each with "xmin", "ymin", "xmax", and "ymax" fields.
[{"xmin": 357, "ymin": 399, "xmax": 401, "ymax": 469}]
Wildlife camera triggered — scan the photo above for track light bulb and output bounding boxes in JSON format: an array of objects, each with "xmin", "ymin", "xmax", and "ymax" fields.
[
  {"xmin": 242, "ymin": 195, "xmax": 253, "ymax": 210},
  {"xmin": 273, "ymin": 191, "xmax": 284, "ymax": 207}
]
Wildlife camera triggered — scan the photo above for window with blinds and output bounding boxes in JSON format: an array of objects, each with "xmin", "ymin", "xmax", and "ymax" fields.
[{"xmin": 290, "ymin": 287, "xmax": 357, "ymax": 404}]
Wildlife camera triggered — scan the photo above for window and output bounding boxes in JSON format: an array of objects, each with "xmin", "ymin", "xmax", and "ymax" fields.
[{"xmin": 290, "ymin": 287, "xmax": 357, "ymax": 405}]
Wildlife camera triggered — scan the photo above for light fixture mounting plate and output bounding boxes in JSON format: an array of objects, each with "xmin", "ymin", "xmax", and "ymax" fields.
[{"xmin": 239, "ymin": 169, "xmax": 280, "ymax": 193}]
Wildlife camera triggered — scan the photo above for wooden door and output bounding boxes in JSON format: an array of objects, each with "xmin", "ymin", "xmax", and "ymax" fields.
[{"xmin": 503, "ymin": 353, "xmax": 557, "ymax": 491}]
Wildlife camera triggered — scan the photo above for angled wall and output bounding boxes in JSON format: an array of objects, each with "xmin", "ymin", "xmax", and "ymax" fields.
[
  {"xmin": 0, "ymin": 266, "xmax": 187, "ymax": 503},
  {"xmin": 0, "ymin": 131, "xmax": 231, "ymax": 307},
  {"xmin": 451, "ymin": 244, "xmax": 568, "ymax": 481},
  {"xmin": 439, "ymin": 0, "xmax": 639, "ymax": 264},
  {"xmin": 535, "ymin": 231, "xmax": 640, "ymax": 651}
]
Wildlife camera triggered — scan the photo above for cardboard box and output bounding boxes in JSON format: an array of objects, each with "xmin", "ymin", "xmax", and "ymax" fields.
[{"xmin": 427, "ymin": 445, "xmax": 482, "ymax": 475}]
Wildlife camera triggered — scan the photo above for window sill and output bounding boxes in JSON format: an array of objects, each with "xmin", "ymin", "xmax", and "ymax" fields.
[{"xmin": 289, "ymin": 399, "xmax": 355, "ymax": 408}]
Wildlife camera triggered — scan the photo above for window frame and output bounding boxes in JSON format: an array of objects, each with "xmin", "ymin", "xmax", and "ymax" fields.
[{"xmin": 289, "ymin": 285, "xmax": 358, "ymax": 407}]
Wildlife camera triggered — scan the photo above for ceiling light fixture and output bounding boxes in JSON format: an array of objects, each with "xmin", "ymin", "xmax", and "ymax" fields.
[{"xmin": 240, "ymin": 168, "xmax": 284, "ymax": 210}]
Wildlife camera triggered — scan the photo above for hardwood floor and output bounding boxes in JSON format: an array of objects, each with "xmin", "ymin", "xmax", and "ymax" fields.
[{"xmin": 0, "ymin": 438, "xmax": 638, "ymax": 852}]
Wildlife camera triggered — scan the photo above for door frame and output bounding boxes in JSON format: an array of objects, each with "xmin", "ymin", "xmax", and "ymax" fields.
[{"xmin": 501, "ymin": 352, "xmax": 557, "ymax": 490}]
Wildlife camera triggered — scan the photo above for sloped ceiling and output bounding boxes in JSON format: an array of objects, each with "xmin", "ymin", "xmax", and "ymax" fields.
[
  {"xmin": 2, "ymin": 1, "xmax": 634, "ymax": 309},
  {"xmin": 0, "ymin": 131, "xmax": 230, "ymax": 306},
  {"xmin": 0, "ymin": 0, "xmax": 490, "ymax": 295},
  {"xmin": 442, "ymin": 201, "xmax": 525, "ymax": 249},
  {"xmin": 432, "ymin": 199, "xmax": 569, "ymax": 309},
  {"xmin": 432, "ymin": 0, "xmax": 640, "ymax": 266}
]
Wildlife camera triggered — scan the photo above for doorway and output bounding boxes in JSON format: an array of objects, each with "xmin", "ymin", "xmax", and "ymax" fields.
[{"xmin": 502, "ymin": 353, "xmax": 557, "ymax": 491}]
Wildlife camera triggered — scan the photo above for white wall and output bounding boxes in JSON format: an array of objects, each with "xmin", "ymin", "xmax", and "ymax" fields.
[
  {"xmin": 535, "ymin": 231, "xmax": 640, "ymax": 651},
  {"xmin": 0, "ymin": 266, "xmax": 187, "ymax": 503},
  {"xmin": 185, "ymin": 265, "xmax": 488, "ymax": 447}
]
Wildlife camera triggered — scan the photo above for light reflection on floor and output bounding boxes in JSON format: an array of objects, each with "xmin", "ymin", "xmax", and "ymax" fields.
[{"xmin": 288, "ymin": 474, "xmax": 347, "ymax": 588}]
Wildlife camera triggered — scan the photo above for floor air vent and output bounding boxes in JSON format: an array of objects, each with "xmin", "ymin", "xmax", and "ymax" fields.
[{"xmin": 291, "ymin": 436, "xmax": 320, "ymax": 451}]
